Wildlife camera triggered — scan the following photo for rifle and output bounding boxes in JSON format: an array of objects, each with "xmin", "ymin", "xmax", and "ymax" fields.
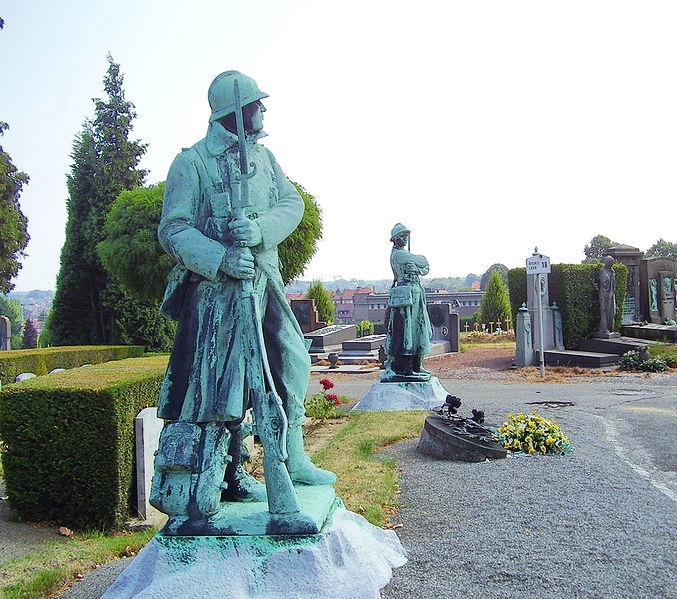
[{"xmin": 231, "ymin": 78, "xmax": 300, "ymax": 516}]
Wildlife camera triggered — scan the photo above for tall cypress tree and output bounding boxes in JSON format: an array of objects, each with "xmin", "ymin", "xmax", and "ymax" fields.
[{"xmin": 50, "ymin": 56, "xmax": 172, "ymax": 349}]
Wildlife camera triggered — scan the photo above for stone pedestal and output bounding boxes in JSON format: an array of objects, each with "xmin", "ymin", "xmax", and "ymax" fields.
[
  {"xmin": 352, "ymin": 376, "xmax": 449, "ymax": 411},
  {"xmin": 163, "ymin": 486, "xmax": 336, "ymax": 536},
  {"xmin": 100, "ymin": 507, "xmax": 406, "ymax": 599},
  {"xmin": 514, "ymin": 305, "xmax": 533, "ymax": 367}
]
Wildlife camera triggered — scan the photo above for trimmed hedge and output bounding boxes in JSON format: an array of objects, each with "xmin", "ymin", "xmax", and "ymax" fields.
[
  {"xmin": 0, "ymin": 345, "xmax": 145, "ymax": 385},
  {"xmin": 507, "ymin": 263, "xmax": 628, "ymax": 349},
  {"xmin": 0, "ymin": 355, "xmax": 168, "ymax": 531}
]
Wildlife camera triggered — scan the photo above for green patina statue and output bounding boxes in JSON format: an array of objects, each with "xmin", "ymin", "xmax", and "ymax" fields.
[
  {"xmin": 381, "ymin": 223, "xmax": 433, "ymax": 382},
  {"xmin": 149, "ymin": 71, "xmax": 335, "ymax": 535}
]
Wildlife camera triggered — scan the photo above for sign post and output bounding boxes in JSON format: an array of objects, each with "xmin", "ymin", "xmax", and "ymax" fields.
[{"xmin": 526, "ymin": 249, "xmax": 551, "ymax": 378}]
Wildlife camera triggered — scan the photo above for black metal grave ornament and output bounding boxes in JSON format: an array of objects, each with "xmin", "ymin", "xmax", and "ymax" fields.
[{"xmin": 417, "ymin": 395, "xmax": 507, "ymax": 462}]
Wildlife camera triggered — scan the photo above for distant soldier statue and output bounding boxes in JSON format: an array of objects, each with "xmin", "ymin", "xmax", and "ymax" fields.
[
  {"xmin": 150, "ymin": 71, "xmax": 334, "ymax": 534},
  {"xmin": 382, "ymin": 223, "xmax": 433, "ymax": 382},
  {"xmin": 597, "ymin": 255, "xmax": 617, "ymax": 337}
]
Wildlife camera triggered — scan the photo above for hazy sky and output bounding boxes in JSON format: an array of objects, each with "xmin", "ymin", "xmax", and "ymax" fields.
[{"xmin": 2, "ymin": 1, "xmax": 676, "ymax": 291}]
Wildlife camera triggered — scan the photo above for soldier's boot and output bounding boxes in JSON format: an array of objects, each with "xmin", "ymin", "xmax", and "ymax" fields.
[
  {"xmin": 413, "ymin": 355, "xmax": 431, "ymax": 376},
  {"xmin": 150, "ymin": 421, "xmax": 202, "ymax": 516},
  {"xmin": 286, "ymin": 425, "xmax": 336, "ymax": 486},
  {"xmin": 393, "ymin": 355, "xmax": 414, "ymax": 376},
  {"xmin": 189, "ymin": 422, "xmax": 232, "ymax": 518},
  {"xmin": 221, "ymin": 422, "xmax": 266, "ymax": 502}
]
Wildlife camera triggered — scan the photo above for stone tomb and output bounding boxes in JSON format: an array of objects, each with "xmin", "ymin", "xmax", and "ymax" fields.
[
  {"xmin": 640, "ymin": 257, "xmax": 677, "ymax": 324},
  {"xmin": 607, "ymin": 245, "xmax": 643, "ymax": 324},
  {"xmin": 304, "ymin": 324, "xmax": 357, "ymax": 352},
  {"xmin": 338, "ymin": 334, "xmax": 387, "ymax": 364}
]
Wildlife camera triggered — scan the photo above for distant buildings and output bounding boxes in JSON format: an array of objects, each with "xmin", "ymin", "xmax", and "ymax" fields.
[
  {"xmin": 286, "ymin": 285, "xmax": 483, "ymax": 326},
  {"xmin": 331, "ymin": 287, "xmax": 374, "ymax": 324}
]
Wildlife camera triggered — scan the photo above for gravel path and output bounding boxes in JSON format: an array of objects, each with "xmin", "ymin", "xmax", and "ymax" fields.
[
  {"xmin": 0, "ymin": 479, "xmax": 65, "ymax": 566},
  {"xmin": 379, "ymin": 382, "xmax": 677, "ymax": 599}
]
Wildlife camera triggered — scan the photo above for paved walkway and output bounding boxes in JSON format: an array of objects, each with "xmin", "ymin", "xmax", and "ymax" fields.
[{"xmin": 3, "ymin": 372, "xmax": 675, "ymax": 598}]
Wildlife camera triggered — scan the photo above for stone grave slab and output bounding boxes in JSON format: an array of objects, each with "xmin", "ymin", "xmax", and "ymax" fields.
[
  {"xmin": 342, "ymin": 335, "xmax": 387, "ymax": 351},
  {"xmin": 305, "ymin": 324, "xmax": 357, "ymax": 351}
]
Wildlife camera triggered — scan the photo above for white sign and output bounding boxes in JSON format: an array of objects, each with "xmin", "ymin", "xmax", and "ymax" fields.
[{"xmin": 526, "ymin": 254, "xmax": 551, "ymax": 275}]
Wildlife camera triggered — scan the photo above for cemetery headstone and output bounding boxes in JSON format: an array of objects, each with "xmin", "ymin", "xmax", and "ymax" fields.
[
  {"xmin": 135, "ymin": 407, "xmax": 164, "ymax": 522},
  {"xmin": 0, "ymin": 316, "xmax": 10, "ymax": 351},
  {"xmin": 427, "ymin": 303, "xmax": 460, "ymax": 352},
  {"xmin": 291, "ymin": 298, "xmax": 327, "ymax": 333}
]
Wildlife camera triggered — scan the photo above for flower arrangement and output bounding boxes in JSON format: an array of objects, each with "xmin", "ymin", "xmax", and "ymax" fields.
[
  {"xmin": 305, "ymin": 379, "xmax": 342, "ymax": 421},
  {"xmin": 494, "ymin": 411, "xmax": 571, "ymax": 455}
]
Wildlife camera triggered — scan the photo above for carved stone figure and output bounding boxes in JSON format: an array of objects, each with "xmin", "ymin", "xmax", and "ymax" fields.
[
  {"xmin": 381, "ymin": 223, "xmax": 432, "ymax": 382},
  {"xmin": 649, "ymin": 279, "xmax": 658, "ymax": 312},
  {"xmin": 597, "ymin": 255, "xmax": 617, "ymax": 335},
  {"xmin": 150, "ymin": 71, "xmax": 334, "ymax": 534}
]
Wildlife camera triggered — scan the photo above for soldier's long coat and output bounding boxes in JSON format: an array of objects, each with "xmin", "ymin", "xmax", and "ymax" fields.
[{"xmin": 157, "ymin": 123, "xmax": 309, "ymax": 426}]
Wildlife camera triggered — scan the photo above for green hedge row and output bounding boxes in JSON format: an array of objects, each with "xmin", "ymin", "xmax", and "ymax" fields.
[
  {"xmin": 507, "ymin": 263, "xmax": 628, "ymax": 349},
  {"xmin": 0, "ymin": 345, "xmax": 144, "ymax": 385},
  {"xmin": 0, "ymin": 355, "xmax": 168, "ymax": 531}
]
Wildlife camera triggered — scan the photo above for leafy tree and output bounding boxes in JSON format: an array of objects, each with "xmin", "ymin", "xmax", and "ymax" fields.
[
  {"xmin": 97, "ymin": 183, "xmax": 173, "ymax": 302},
  {"xmin": 464, "ymin": 273, "xmax": 480, "ymax": 288},
  {"xmin": 21, "ymin": 318, "xmax": 38, "ymax": 349},
  {"xmin": 645, "ymin": 238, "xmax": 677, "ymax": 259},
  {"xmin": 306, "ymin": 280, "xmax": 334, "ymax": 325},
  {"xmin": 0, "ymin": 122, "xmax": 30, "ymax": 293},
  {"xmin": 279, "ymin": 182, "xmax": 322, "ymax": 285},
  {"xmin": 477, "ymin": 270, "xmax": 512, "ymax": 325},
  {"xmin": 49, "ymin": 55, "xmax": 172, "ymax": 349},
  {"xmin": 0, "ymin": 294, "xmax": 24, "ymax": 349},
  {"xmin": 582, "ymin": 234, "xmax": 615, "ymax": 264},
  {"xmin": 98, "ymin": 180, "xmax": 322, "ymax": 303},
  {"xmin": 480, "ymin": 264, "xmax": 508, "ymax": 290}
]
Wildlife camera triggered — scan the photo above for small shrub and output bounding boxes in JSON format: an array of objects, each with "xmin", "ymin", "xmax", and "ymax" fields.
[
  {"xmin": 641, "ymin": 357, "xmax": 669, "ymax": 372},
  {"xmin": 304, "ymin": 379, "xmax": 342, "ymax": 421},
  {"xmin": 619, "ymin": 350, "xmax": 669, "ymax": 372},
  {"xmin": 619, "ymin": 350, "xmax": 642, "ymax": 370},
  {"xmin": 494, "ymin": 411, "xmax": 571, "ymax": 455}
]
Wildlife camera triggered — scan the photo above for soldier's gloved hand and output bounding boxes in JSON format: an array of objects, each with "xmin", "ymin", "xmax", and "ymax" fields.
[
  {"xmin": 228, "ymin": 218, "xmax": 262, "ymax": 247},
  {"xmin": 220, "ymin": 246, "xmax": 255, "ymax": 280}
]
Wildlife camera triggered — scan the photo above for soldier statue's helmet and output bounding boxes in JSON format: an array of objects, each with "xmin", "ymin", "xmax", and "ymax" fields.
[
  {"xmin": 208, "ymin": 71, "xmax": 268, "ymax": 123},
  {"xmin": 390, "ymin": 223, "xmax": 410, "ymax": 242}
]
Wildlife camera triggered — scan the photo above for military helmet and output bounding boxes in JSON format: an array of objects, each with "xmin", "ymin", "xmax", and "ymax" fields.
[
  {"xmin": 390, "ymin": 223, "xmax": 410, "ymax": 241},
  {"xmin": 208, "ymin": 71, "xmax": 268, "ymax": 123}
]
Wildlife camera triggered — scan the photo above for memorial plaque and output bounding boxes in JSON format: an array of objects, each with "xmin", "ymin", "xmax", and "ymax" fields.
[{"xmin": 622, "ymin": 296, "xmax": 636, "ymax": 325}]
